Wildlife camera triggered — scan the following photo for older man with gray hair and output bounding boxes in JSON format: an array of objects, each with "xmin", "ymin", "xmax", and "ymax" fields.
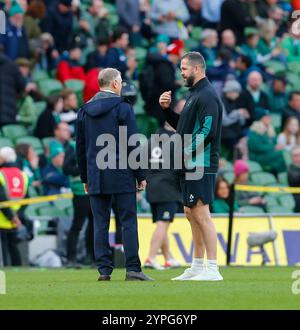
[{"xmin": 76, "ymin": 68, "xmax": 153, "ymax": 281}]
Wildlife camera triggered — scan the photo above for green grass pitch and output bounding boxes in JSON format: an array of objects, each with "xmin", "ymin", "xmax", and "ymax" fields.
[{"xmin": 0, "ymin": 267, "xmax": 299, "ymax": 310}]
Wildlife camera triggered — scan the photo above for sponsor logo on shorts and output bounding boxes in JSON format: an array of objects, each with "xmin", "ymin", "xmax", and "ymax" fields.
[
  {"xmin": 189, "ymin": 194, "xmax": 194, "ymax": 203},
  {"xmin": 162, "ymin": 211, "xmax": 170, "ymax": 220}
]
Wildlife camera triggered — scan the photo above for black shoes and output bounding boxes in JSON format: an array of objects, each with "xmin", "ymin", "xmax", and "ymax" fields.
[
  {"xmin": 97, "ymin": 272, "xmax": 154, "ymax": 281},
  {"xmin": 98, "ymin": 275, "xmax": 111, "ymax": 281},
  {"xmin": 125, "ymin": 271, "xmax": 154, "ymax": 281}
]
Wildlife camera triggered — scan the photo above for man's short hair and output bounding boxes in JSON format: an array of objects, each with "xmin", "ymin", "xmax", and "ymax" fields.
[
  {"xmin": 289, "ymin": 91, "xmax": 300, "ymax": 101},
  {"xmin": 239, "ymin": 54, "xmax": 252, "ymax": 68},
  {"xmin": 60, "ymin": 88, "xmax": 76, "ymax": 100},
  {"xmin": 200, "ymin": 28, "xmax": 216, "ymax": 41},
  {"xmin": 181, "ymin": 52, "xmax": 206, "ymax": 71},
  {"xmin": 291, "ymin": 145, "xmax": 300, "ymax": 156},
  {"xmin": 98, "ymin": 68, "xmax": 121, "ymax": 88},
  {"xmin": 112, "ymin": 27, "xmax": 128, "ymax": 42}
]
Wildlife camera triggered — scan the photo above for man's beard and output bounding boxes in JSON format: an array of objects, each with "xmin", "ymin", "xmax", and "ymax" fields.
[{"xmin": 185, "ymin": 74, "xmax": 195, "ymax": 88}]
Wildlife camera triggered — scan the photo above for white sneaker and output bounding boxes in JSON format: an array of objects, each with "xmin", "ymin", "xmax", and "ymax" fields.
[
  {"xmin": 144, "ymin": 259, "xmax": 164, "ymax": 270},
  {"xmin": 190, "ymin": 267, "xmax": 223, "ymax": 281},
  {"xmin": 171, "ymin": 266, "xmax": 204, "ymax": 281},
  {"xmin": 164, "ymin": 258, "xmax": 181, "ymax": 269}
]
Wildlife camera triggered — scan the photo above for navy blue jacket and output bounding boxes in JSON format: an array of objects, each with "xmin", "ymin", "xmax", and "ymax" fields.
[
  {"xmin": 0, "ymin": 23, "xmax": 30, "ymax": 60},
  {"xmin": 76, "ymin": 91, "xmax": 145, "ymax": 195},
  {"xmin": 41, "ymin": 163, "xmax": 70, "ymax": 196}
]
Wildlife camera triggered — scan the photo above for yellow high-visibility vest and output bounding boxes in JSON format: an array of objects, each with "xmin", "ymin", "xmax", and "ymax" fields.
[{"xmin": 0, "ymin": 168, "xmax": 28, "ymax": 230}]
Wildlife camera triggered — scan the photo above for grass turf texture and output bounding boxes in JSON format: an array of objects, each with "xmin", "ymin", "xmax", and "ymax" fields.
[{"xmin": 0, "ymin": 267, "xmax": 299, "ymax": 310}]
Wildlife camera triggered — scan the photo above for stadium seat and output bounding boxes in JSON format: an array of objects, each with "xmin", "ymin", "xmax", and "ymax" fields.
[
  {"xmin": 0, "ymin": 137, "xmax": 14, "ymax": 148},
  {"xmin": 64, "ymin": 79, "xmax": 84, "ymax": 106},
  {"xmin": 287, "ymin": 61, "xmax": 300, "ymax": 74},
  {"xmin": 278, "ymin": 194, "xmax": 295, "ymax": 210},
  {"xmin": 270, "ymin": 113, "xmax": 281, "ymax": 133},
  {"xmin": 37, "ymin": 205, "xmax": 66, "ymax": 217},
  {"xmin": 34, "ymin": 101, "xmax": 47, "ymax": 116},
  {"xmin": 250, "ymin": 172, "xmax": 277, "ymax": 186},
  {"xmin": 191, "ymin": 26, "xmax": 202, "ymax": 40},
  {"xmin": 135, "ymin": 47, "xmax": 147, "ymax": 62},
  {"xmin": 286, "ymin": 72, "xmax": 300, "ymax": 89},
  {"xmin": 104, "ymin": 2, "xmax": 117, "ymax": 14},
  {"xmin": 15, "ymin": 136, "xmax": 44, "ymax": 154},
  {"xmin": 28, "ymin": 186, "xmax": 38, "ymax": 197},
  {"xmin": 264, "ymin": 60, "xmax": 285, "ymax": 75},
  {"xmin": 109, "ymin": 13, "xmax": 119, "ymax": 28},
  {"xmin": 184, "ymin": 39, "xmax": 199, "ymax": 51},
  {"xmin": 264, "ymin": 195, "xmax": 278, "ymax": 207},
  {"xmin": 1, "ymin": 124, "xmax": 28, "ymax": 142},
  {"xmin": 239, "ymin": 205, "xmax": 265, "ymax": 213},
  {"xmin": 278, "ymin": 172, "xmax": 288, "ymax": 185},
  {"xmin": 53, "ymin": 198, "xmax": 73, "ymax": 211},
  {"xmin": 42, "ymin": 137, "xmax": 55, "ymax": 149},
  {"xmin": 247, "ymin": 160, "xmax": 262, "ymax": 173},
  {"xmin": 223, "ymin": 171, "xmax": 234, "ymax": 184},
  {"xmin": 24, "ymin": 203, "xmax": 46, "ymax": 218},
  {"xmin": 65, "ymin": 206, "xmax": 74, "ymax": 217},
  {"xmin": 32, "ymin": 70, "xmax": 49, "ymax": 83},
  {"xmin": 267, "ymin": 205, "xmax": 293, "ymax": 213},
  {"xmin": 222, "ymin": 161, "xmax": 233, "ymax": 172},
  {"xmin": 38, "ymin": 79, "xmax": 63, "ymax": 96}
]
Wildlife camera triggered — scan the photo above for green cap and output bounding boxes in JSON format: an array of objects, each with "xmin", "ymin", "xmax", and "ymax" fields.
[
  {"xmin": 9, "ymin": 1, "xmax": 25, "ymax": 17},
  {"xmin": 49, "ymin": 141, "xmax": 64, "ymax": 160},
  {"xmin": 155, "ymin": 34, "xmax": 170, "ymax": 46},
  {"xmin": 255, "ymin": 108, "xmax": 270, "ymax": 121},
  {"xmin": 244, "ymin": 27, "xmax": 259, "ymax": 37}
]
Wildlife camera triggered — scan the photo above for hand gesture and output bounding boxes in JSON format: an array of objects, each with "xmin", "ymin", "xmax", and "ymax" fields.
[{"xmin": 159, "ymin": 91, "xmax": 172, "ymax": 110}]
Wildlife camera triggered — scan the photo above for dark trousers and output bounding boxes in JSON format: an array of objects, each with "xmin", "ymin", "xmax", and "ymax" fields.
[
  {"xmin": 0, "ymin": 230, "xmax": 21, "ymax": 266},
  {"xmin": 89, "ymin": 192, "xmax": 141, "ymax": 276},
  {"xmin": 112, "ymin": 197, "xmax": 122, "ymax": 244},
  {"xmin": 67, "ymin": 195, "xmax": 94, "ymax": 262}
]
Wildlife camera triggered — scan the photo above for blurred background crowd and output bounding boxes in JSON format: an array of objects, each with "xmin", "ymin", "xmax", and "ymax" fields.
[{"xmin": 0, "ymin": 0, "xmax": 300, "ymax": 223}]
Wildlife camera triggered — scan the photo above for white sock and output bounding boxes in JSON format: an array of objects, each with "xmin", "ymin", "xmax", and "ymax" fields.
[
  {"xmin": 207, "ymin": 259, "xmax": 218, "ymax": 269},
  {"xmin": 191, "ymin": 258, "xmax": 204, "ymax": 270}
]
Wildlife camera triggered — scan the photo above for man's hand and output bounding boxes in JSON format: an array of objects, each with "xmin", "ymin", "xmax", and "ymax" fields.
[
  {"xmin": 25, "ymin": 82, "xmax": 37, "ymax": 93},
  {"xmin": 238, "ymin": 108, "xmax": 250, "ymax": 119},
  {"xmin": 137, "ymin": 180, "xmax": 147, "ymax": 191},
  {"xmin": 12, "ymin": 216, "xmax": 22, "ymax": 228},
  {"xmin": 249, "ymin": 197, "xmax": 265, "ymax": 205},
  {"xmin": 84, "ymin": 183, "xmax": 88, "ymax": 193},
  {"xmin": 159, "ymin": 91, "xmax": 172, "ymax": 110}
]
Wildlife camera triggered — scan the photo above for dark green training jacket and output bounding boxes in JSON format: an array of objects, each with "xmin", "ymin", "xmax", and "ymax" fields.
[{"xmin": 165, "ymin": 77, "xmax": 223, "ymax": 175}]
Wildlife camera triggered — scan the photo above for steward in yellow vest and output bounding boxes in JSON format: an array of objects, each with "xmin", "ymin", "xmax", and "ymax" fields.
[
  {"xmin": 0, "ymin": 166, "xmax": 29, "ymax": 230},
  {"xmin": 0, "ymin": 147, "xmax": 29, "ymax": 266}
]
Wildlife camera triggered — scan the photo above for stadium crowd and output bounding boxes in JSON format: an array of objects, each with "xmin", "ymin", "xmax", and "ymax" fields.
[{"xmin": 1, "ymin": 0, "xmax": 300, "ymax": 266}]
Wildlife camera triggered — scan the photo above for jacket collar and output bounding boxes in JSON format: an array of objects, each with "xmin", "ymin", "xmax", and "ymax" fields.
[{"xmin": 189, "ymin": 76, "xmax": 209, "ymax": 92}]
